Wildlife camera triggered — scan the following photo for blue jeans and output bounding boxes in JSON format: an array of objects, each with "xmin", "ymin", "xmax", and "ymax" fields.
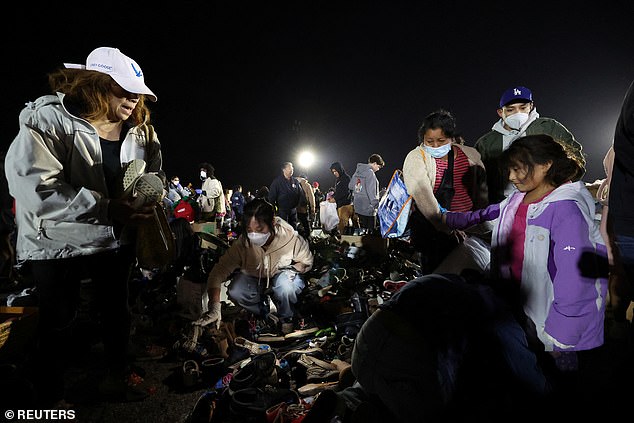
[
  {"xmin": 227, "ymin": 270, "xmax": 305, "ymax": 319},
  {"xmin": 615, "ymin": 234, "xmax": 634, "ymax": 273}
]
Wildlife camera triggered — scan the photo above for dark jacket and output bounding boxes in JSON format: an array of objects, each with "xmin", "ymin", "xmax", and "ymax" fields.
[
  {"xmin": 610, "ymin": 79, "xmax": 634, "ymax": 236},
  {"xmin": 268, "ymin": 174, "xmax": 303, "ymax": 211},
  {"xmin": 329, "ymin": 162, "xmax": 352, "ymax": 208}
]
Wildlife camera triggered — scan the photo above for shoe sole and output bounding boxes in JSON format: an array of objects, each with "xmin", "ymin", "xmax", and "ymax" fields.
[
  {"xmin": 130, "ymin": 174, "xmax": 164, "ymax": 208},
  {"xmin": 122, "ymin": 159, "xmax": 146, "ymax": 196},
  {"xmin": 284, "ymin": 326, "xmax": 319, "ymax": 340},
  {"xmin": 297, "ymin": 381, "xmax": 339, "ymax": 396}
]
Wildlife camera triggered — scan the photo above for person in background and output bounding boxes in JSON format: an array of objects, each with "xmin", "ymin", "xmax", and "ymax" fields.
[
  {"xmin": 245, "ymin": 190, "xmax": 256, "ymax": 203},
  {"xmin": 329, "ymin": 162, "xmax": 358, "ymax": 235},
  {"xmin": 607, "ymin": 78, "xmax": 634, "ymax": 343},
  {"xmin": 442, "ymin": 134, "xmax": 607, "ymax": 398},
  {"xmin": 231, "ymin": 184, "xmax": 246, "ymax": 226},
  {"xmin": 0, "ymin": 150, "xmax": 16, "ymax": 287},
  {"xmin": 403, "ymin": 109, "xmax": 490, "ymax": 274},
  {"xmin": 475, "ymin": 86, "xmax": 585, "ymax": 204},
  {"xmin": 312, "ymin": 181, "xmax": 324, "ymax": 228},
  {"xmin": 167, "ymin": 175, "xmax": 187, "ymax": 205},
  {"xmin": 195, "ymin": 198, "xmax": 314, "ymax": 335},
  {"xmin": 349, "ymin": 154, "xmax": 385, "ymax": 233},
  {"xmin": 198, "ymin": 162, "xmax": 225, "ymax": 226},
  {"xmin": 255, "ymin": 185, "xmax": 269, "ymax": 200},
  {"xmin": 296, "ymin": 174, "xmax": 316, "ymax": 239},
  {"xmin": 4, "ymin": 46, "xmax": 161, "ymax": 406},
  {"xmin": 268, "ymin": 162, "xmax": 303, "ymax": 229}
]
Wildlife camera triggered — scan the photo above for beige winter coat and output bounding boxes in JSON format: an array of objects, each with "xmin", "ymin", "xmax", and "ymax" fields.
[{"xmin": 207, "ymin": 217, "xmax": 314, "ymax": 289}]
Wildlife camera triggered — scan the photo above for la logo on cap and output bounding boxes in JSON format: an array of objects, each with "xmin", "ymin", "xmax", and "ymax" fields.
[{"xmin": 513, "ymin": 88, "xmax": 522, "ymax": 95}]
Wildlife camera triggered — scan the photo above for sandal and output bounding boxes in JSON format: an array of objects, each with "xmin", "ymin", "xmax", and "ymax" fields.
[{"xmin": 234, "ymin": 336, "xmax": 272, "ymax": 355}]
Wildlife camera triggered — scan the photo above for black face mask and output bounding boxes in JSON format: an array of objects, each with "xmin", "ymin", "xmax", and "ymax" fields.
[{"xmin": 434, "ymin": 149, "xmax": 455, "ymax": 209}]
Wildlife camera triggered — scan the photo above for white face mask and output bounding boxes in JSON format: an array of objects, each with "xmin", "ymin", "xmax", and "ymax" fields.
[
  {"xmin": 504, "ymin": 112, "xmax": 529, "ymax": 130},
  {"xmin": 248, "ymin": 232, "xmax": 270, "ymax": 247},
  {"xmin": 422, "ymin": 143, "xmax": 452, "ymax": 159},
  {"xmin": 200, "ymin": 171, "xmax": 207, "ymax": 181}
]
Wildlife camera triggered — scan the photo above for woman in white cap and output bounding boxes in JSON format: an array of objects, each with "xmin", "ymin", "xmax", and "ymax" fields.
[{"xmin": 5, "ymin": 47, "xmax": 162, "ymax": 406}]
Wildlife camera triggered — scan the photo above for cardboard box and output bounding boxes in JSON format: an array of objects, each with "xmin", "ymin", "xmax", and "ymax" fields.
[
  {"xmin": 0, "ymin": 306, "xmax": 39, "ymax": 363},
  {"xmin": 192, "ymin": 221, "xmax": 218, "ymax": 249}
]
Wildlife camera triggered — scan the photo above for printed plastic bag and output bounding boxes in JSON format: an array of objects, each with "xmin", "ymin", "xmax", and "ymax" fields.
[
  {"xmin": 377, "ymin": 170, "xmax": 413, "ymax": 238},
  {"xmin": 319, "ymin": 200, "xmax": 340, "ymax": 232}
]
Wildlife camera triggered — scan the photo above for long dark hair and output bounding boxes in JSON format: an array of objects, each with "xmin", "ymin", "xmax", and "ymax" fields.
[
  {"xmin": 500, "ymin": 134, "xmax": 584, "ymax": 187},
  {"xmin": 241, "ymin": 198, "xmax": 276, "ymax": 244}
]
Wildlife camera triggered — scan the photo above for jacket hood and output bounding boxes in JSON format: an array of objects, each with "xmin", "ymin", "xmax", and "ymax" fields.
[
  {"xmin": 540, "ymin": 181, "xmax": 595, "ymax": 218},
  {"xmin": 353, "ymin": 163, "xmax": 373, "ymax": 176},
  {"xmin": 330, "ymin": 162, "xmax": 346, "ymax": 175}
]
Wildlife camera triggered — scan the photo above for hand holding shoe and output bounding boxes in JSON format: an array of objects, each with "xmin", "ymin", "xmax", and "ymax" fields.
[{"xmin": 192, "ymin": 301, "xmax": 222, "ymax": 329}]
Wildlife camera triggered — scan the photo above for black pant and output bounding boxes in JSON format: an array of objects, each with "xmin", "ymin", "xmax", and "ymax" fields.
[
  {"xmin": 27, "ymin": 246, "xmax": 135, "ymax": 404},
  {"xmin": 278, "ymin": 208, "xmax": 298, "ymax": 229},
  {"xmin": 297, "ymin": 212, "xmax": 310, "ymax": 238},
  {"xmin": 407, "ymin": 208, "xmax": 458, "ymax": 274},
  {"xmin": 357, "ymin": 214, "xmax": 376, "ymax": 231}
]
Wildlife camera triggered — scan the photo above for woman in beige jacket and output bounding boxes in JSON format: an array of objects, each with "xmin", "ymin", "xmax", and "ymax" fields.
[{"xmin": 196, "ymin": 198, "xmax": 314, "ymax": 333}]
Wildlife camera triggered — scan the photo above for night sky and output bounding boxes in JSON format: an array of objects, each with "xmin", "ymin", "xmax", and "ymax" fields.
[{"xmin": 3, "ymin": 2, "xmax": 634, "ymax": 195}]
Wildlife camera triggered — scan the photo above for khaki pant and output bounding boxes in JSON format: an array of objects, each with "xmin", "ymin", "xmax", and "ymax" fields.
[{"xmin": 337, "ymin": 204, "xmax": 359, "ymax": 234}]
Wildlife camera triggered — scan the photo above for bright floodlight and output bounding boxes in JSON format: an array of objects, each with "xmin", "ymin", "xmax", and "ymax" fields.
[{"xmin": 298, "ymin": 151, "xmax": 315, "ymax": 169}]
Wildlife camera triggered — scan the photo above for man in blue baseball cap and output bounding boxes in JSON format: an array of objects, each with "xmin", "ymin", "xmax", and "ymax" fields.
[{"xmin": 475, "ymin": 85, "xmax": 585, "ymax": 204}]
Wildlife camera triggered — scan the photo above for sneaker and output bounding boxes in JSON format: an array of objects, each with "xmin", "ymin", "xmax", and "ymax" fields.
[
  {"xmin": 122, "ymin": 159, "xmax": 146, "ymax": 197},
  {"xmin": 297, "ymin": 354, "xmax": 340, "ymax": 382},
  {"xmin": 281, "ymin": 346, "xmax": 325, "ymax": 363},
  {"xmin": 228, "ymin": 351, "xmax": 278, "ymax": 393},
  {"xmin": 383, "ymin": 280, "xmax": 408, "ymax": 293},
  {"xmin": 234, "ymin": 336, "xmax": 272, "ymax": 355},
  {"xmin": 297, "ymin": 381, "xmax": 339, "ymax": 396},
  {"xmin": 229, "ymin": 386, "xmax": 300, "ymax": 419},
  {"xmin": 129, "ymin": 173, "xmax": 164, "ymax": 209},
  {"xmin": 284, "ymin": 326, "xmax": 319, "ymax": 340}
]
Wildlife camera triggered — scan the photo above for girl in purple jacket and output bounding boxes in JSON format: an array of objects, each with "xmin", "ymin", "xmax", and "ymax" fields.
[{"xmin": 442, "ymin": 134, "xmax": 607, "ymax": 374}]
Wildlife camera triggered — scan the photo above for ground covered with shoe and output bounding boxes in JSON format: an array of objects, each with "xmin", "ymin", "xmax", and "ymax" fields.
[{"xmin": 2, "ymin": 229, "xmax": 632, "ymax": 422}]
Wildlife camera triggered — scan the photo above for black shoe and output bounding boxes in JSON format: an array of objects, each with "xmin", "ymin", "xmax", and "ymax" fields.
[
  {"xmin": 303, "ymin": 389, "xmax": 346, "ymax": 423},
  {"xmin": 228, "ymin": 351, "xmax": 278, "ymax": 393},
  {"xmin": 229, "ymin": 386, "xmax": 299, "ymax": 419}
]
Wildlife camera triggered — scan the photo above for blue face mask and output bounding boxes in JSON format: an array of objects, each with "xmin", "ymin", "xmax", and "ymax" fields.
[{"xmin": 422, "ymin": 143, "xmax": 452, "ymax": 158}]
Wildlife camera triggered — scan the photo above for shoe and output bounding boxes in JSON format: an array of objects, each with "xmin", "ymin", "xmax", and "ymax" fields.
[
  {"xmin": 297, "ymin": 381, "xmax": 339, "ymax": 396},
  {"xmin": 297, "ymin": 354, "xmax": 340, "ymax": 382},
  {"xmin": 281, "ymin": 346, "xmax": 324, "ymax": 363},
  {"xmin": 281, "ymin": 321, "xmax": 295, "ymax": 335},
  {"xmin": 230, "ymin": 386, "xmax": 300, "ymax": 419},
  {"xmin": 98, "ymin": 370, "xmax": 149, "ymax": 402},
  {"xmin": 129, "ymin": 173, "xmax": 164, "ymax": 209},
  {"xmin": 383, "ymin": 280, "xmax": 408, "ymax": 292},
  {"xmin": 228, "ymin": 351, "xmax": 278, "ymax": 393},
  {"xmin": 302, "ymin": 390, "xmax": 347, "ymax": 423},
  {"xmin": 182, "ymin": 360, "xmax": 202, "ymax": 389},
  {"xmin": 122, "ymin": 159, "xmax": 146, "ymax": 197},
  {"xmin": 184, "ymin": 390, "xmax": 218, "ymax": 423},
  {"xmin": 234, "ymin": 336, "xmax": 272, "ymax": 355},
  {"xmin": 284, "ymin": 326, "xmax": 319, "ymax": 340}
]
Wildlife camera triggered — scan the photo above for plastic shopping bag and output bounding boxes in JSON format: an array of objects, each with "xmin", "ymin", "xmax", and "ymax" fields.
[
  {"xmin": 377, "ymin": 169, "xmax": 413, "ymax": 238},
  {"xmin": 320, "ymin": 200, "xmax": 340, "ymax": 232}
]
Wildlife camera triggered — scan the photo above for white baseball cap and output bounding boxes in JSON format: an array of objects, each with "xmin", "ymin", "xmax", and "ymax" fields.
[{"xmin": 64, "ymin": 47, "xmax": 157, "ymax": 102}]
